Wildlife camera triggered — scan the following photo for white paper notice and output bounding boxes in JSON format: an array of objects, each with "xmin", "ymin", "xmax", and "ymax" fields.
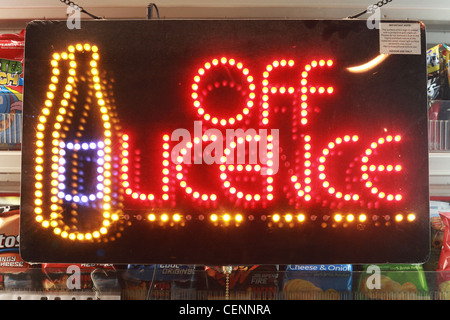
[{"xmin": 379, "ymin": 22, "xmax": 421, "ymax": 55}]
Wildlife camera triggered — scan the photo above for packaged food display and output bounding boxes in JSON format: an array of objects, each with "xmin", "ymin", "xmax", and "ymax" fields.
[
  {"xmin": 282, "ymin": 264, "xmax": 352, "ymax": 300},
  {"xmin": 358, "ymin": 264, "xmax": 429, "ymax": 300},
  {"xmin": 0, "ymin": 30, "xmax": 23, "ymax": 147}
]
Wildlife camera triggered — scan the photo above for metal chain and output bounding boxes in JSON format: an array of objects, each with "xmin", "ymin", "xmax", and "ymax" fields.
[
  {"xmin": 225, "ymin": 273, "xmax": 230, "ymax": 300},
  {"xmin": 59, "ymin": 0, "xmax": 103, "ymax": 19},
  {"xmin": 59, "ymin": 0, "xmax": 79, "ymax": 8},
  {"xmin": 222, "ymin": 266, "xmax": 233, "ymax": 300},
  {"xmin": 347, "ymin": 0, "xmax": 393, "ymax": 19},
  {"xmin": 376, "ymin": 0, "xmax": 393, "ymax": 7}
]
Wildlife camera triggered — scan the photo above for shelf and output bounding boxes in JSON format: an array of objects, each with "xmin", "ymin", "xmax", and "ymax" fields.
[
  {"xmin": 429, "ymin": 152, "xmax": 450, "ymax": 197},
  {"xmin": 0, "ymin": 151, "xmax": 20, "ymax": 194},
  {"xmin": 0, "ymin": 268, "xmax": 448, "ymax": 301},
  {"xmin": 0, "ymin": 290, "xmax": 121, "ymax": 300}
]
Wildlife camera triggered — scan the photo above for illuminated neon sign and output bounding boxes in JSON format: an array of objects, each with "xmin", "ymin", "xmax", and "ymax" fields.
[{"xmin": 20, "ymin": 20, "xmax": 429, "ymax": 264}]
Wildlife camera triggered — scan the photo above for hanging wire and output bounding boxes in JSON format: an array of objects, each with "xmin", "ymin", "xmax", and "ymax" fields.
[
  {"xmin": 59, "ymin": 0, "xmax": 103, "ymax": 19},
  {"xmin": 147, "ymin": 3, "xmax": 160, "ymax": 19}
]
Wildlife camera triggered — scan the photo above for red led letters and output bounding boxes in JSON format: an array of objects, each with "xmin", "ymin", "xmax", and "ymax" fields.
[{"xmin": 117, "ymin": 56, "xmax": 404, "ymax": 207}]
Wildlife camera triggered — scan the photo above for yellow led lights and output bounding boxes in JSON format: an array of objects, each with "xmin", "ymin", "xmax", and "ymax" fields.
[
  {"xmin": 208, "ymin": 213, "xmax": 245, "ymax": 227},
  {"xmin": 34, "ymin": 43, "xmax": 118, "ymax": 241},
  {"xmin": 146, "ymin": 213, "xmax": 186, "ymax": 227},
  {"xmin": 112, "ymin": 211, "xmax": 415, "ymax": 229},
  {"xmin": 264, "ymin": 212, "xmax": 415, "ymax": 228}
]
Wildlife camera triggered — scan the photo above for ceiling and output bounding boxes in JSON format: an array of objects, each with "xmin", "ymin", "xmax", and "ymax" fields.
[
  {"xmin": 0, "ymin": 0, "xmax": 449, "ymax": 45},
  {"xmin": 0, "ymin": 0, "xmax": 449, "ymax": 21}
]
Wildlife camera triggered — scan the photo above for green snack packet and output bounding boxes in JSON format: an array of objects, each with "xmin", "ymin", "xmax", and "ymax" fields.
[{"xmin": 358, "ymin": 264, "xmax": 429, "ymax": 300}]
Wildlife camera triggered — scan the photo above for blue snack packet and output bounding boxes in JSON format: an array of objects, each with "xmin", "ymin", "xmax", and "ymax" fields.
[
  {"xmin": 283, "ymin": 264, "xmax": 353, "ymax": 300},
  {"xmin": 125, "ymin": 264, "xmax": 196, "ymax": 300}
]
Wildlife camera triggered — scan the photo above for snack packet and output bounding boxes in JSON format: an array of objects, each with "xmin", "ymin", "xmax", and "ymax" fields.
[
  {"xmin": 358, "ymin": 264, "xmax": 429, "ymax": 300},
  {"xmin": 123, "ymin": 264, "xmax": 196, "ymax": 300},
  {"xmin": 0, "ymin": 208, "xmax": 38, "ymax": 289},
  {"xmin": 437, "ymin": 212, "xmax": 450, "ymax": 299},
  {"xmin": 0, "ymin": 30, "xmax": 24, "ymax": 147},
  {"xmin": 198, "ymin": 265, "xmax": 279, "ymax": 300},
  {"xmin": 42, "ymin": 263, "xmax": 119, "ymax": 292},
  {"xmin": 423, "ymin": 201, "xmax": 448, "ymax": 271},
  {"xmin": 441, "ymin": 45, "xmax": 450, "ymax": 100},
  {"xmin": 427, "ymin": 45, "xmax": 441, "ymax": 101},
  {"xmin": 0, "ymin": 206, "xmax": 33, "ymax": 289},
  {"xmin": 282, "ymin": 264, "xmax": 352, "ymax": 300}
]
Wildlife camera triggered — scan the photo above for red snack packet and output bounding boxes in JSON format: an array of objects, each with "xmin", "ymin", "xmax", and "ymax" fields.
[
  {"xmin": 42, "ymin": 263, "xmax": 118, "ymax": 291},
  {"xmin": 437, "ymin": 212, "xmax": 450, "ymax": 299},
  {"xmin": 201, "ymin": 265, "xmax": 279, "ymax": 300},
  {"xmin": 0, "ymin": 209, "xmax": 32, "ymax": 274},
  {"xmin": 0, "ymin": 208, "xmax": 38, "ymax": 290}
]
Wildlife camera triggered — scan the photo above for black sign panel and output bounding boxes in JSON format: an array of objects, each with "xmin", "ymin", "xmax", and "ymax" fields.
[{"xmin": 20, "ymin": 20, "xmax": 429, "ymax": 264}]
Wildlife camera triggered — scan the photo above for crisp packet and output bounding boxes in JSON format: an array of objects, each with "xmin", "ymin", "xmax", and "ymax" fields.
[
  {"xmin": 427, "ymin": 45, "xmax": 441, "ymax": 100},
  {"xmin": 0, "ymin": 208, "xmax": 38, "ymax": 289},
  {"xmin": 441, "ymin": 45, "xmax": 450, "ymax": 101},
  {"xmin": 437, "ymin": 212, "xmax": 450, "ymax": 299},
  {"xmin": 424, "ymin": 201, "xmax": 448, "ymax": 271},
  {"xmin": 0, "ymin": 30, "xmax": 24, "ymax": 147},
  {"xmin": 42, "ymin": 263, "xmax": 119, "ymax": 291},
  {"xmin": 282, "ymin": 264, "xmax": 352, "ymax": 300},
  {"xmin": 123, "ymin": 264, "xmax": 196, "ymax": 300},
  {"xmin": 198, "ymin": 265, "xmax": 279, "ymax": 300},
  {"xmin": 358, "ymin": 264, "xmax": 429, "ymax": 300}
]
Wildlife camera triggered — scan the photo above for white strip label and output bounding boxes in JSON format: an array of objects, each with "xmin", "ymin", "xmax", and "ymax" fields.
[{"xmin": 379, "ymin": 22, "xmax": 421, "ymax": 55}]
